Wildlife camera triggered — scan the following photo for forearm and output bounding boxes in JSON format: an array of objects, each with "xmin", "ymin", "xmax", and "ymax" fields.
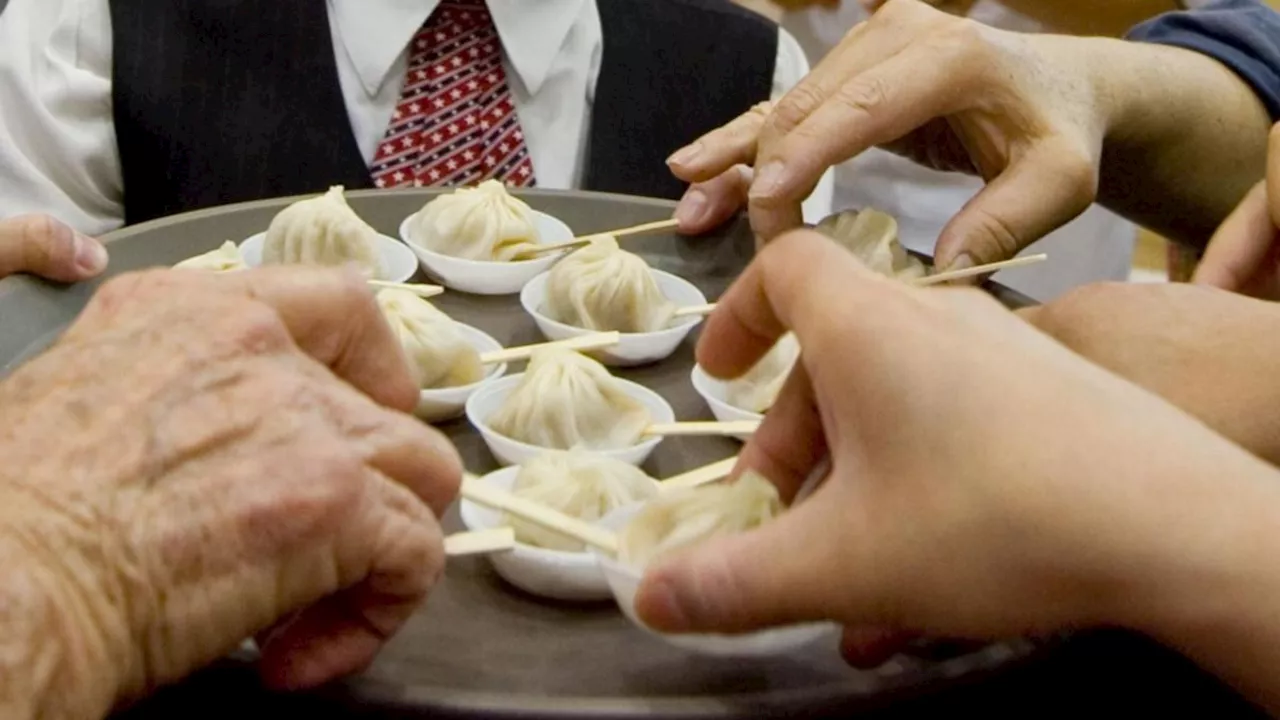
[
  {"xmin": 988, "ymin": 0, "xmax": 1180, "ymax": 37},
  {"xmin": 1113, "ymin": 460, "xmax": 1280, "ymax": 713},
  {"xmin": 1093, "ymin": 40, "xmax": 1269, "ymax": 247}
]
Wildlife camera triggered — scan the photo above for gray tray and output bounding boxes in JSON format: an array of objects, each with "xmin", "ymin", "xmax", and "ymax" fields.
[{"xmin": 0, "ymin": 189, "xmax": 1038, "ymax": 718}]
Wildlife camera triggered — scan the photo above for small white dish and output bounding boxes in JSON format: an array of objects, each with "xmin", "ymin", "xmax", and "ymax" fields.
[
  {"xmin": 459, "ymin": 466, "xmax": 629, "ymax": 601},
  {"xmin": 689, "ymin": 365, "xmax": 763, "ymax": 439},
  {"xmin": 520, "ymin": 270, "xmax": 707, "ymax": 367},
  {"xmin": 593, "ymin": 505, "xmax": 837, "ymax": 657},
  {"xmin": 399, "ymin": 211, "xmax": 574, "ymax": 296},
  {"xmin": 464, "ymin": 374, "xmax": 675, "ymax": 467},
  {"xmin": 239, "ymin": 232, "xmax": 419, "ymax": 283},
  {"xmin": 414, "ymin": 323, "xmax": 508, "ymax": 423}
]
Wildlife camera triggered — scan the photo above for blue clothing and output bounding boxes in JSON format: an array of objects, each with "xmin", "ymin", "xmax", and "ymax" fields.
[{"xmin": 1129, "ymin": 0, "xmax": 1280, "ymax": 120}]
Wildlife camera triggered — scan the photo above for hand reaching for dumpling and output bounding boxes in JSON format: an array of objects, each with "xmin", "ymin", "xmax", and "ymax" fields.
[
  {"xmin": 0, "ymin": 267, "xmax": 460, "ymax": 718},
  {"xmin": 632, "ymin": 230, "xmax": 1280, "ymax": 711}
]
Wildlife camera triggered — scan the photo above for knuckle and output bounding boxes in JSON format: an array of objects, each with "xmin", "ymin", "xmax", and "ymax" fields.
[
  {"xmin": 226, "ymin": 301, "xmax": 291, "ymax": 355},
  {"xmin": 965, "ymin": 206, "xmax": 1024, "ymax": 261},
  {"xmin": 765, "ymin": 83, "xmax": 826, "ymax": 140},
  {"xmin": 18, "ymin": 215, "xmax": 74, "ymax": 272},
  {"xmin": 832, "ymin": 75, "xmax": 891, "ymax": 122}
]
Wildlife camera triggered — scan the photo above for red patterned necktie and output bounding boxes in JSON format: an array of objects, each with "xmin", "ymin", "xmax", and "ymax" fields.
[{"xmin": 371, "ymin": 0, "xmax": 536, "ymax": 189}]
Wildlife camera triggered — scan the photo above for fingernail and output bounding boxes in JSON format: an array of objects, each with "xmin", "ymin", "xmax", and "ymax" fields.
[
  {"xmin": 636, "ymin": 573, "xmax": 694, "ymax": 632},
  {"xmin": 667, "ymin": 142, "xmax": 703, "ymax": 167},
  {"xmin": 749, "ymin": 161, "xmax": 786, "ymax": 200},
  {"xmin": 943, "ymin": 253, "xmax": 974, "ymax": 273},
  {"xmin": 674, "ymin": 188, "xmax": 708, "ymax": 228},
  {"xmin": 73, "ymin": 234, "xmax": 108, "ymax": 274}
]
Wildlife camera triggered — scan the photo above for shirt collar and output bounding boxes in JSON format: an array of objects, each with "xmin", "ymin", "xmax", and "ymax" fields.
[{"xmin": 329, "ymin": 0, "xmax": 587, "ymax": 98}]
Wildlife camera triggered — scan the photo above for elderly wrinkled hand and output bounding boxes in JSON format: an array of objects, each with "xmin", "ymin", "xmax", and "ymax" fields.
[
  {"xmin": 0, "ymin": 214, "xmax": 109, "ymax": 282},
  {"xmin": 630, "ymin": 230, "xmax": 1280, "ymax": 710},
  {"xmin": 0, "ymin": 267, "xmax": 461, "ymax": 719},
  {"xmin": 670, "ymin": 0, "xmax": 1113, "ymax": 269}
]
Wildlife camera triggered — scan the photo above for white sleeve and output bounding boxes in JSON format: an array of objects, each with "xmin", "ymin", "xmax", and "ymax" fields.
[
  {"xmin": 0, "ymin": 0, "xmax": 124, "ymax": 236},
  {"xmin": 770, "ymin": 26, "xmax": 834, "ymax": 225}
]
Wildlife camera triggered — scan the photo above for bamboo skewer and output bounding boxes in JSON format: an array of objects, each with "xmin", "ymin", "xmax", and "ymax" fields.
[
  {"xmin": 672, "ymin": 303, "xmax": 717, "ymax": 319},
  {"xmin": 461, "ymin": 475, "xmax": 619, "ymax": 553},
  {"xmin": 910, "ymin": 253, "xmax": 1048, "ymax": 287},
  {"xmin": 367, "ymin": 280, "xmax": 446, "ymax": 298},
  {"xmin": 644, "ymin": 421, "xmax": 761, "ymax": 438},
  {"xmin": 659, "ymin": 457, "xmax": 739, "ymax": 491},
  {"xmin": 671, "ymin": 255, "xmax": 1050, "ymax": 318},
  {"xmin": 444, "ymin": 528, "xmax": 516, "ymax": 556},
  {"xmin": 479, "ymin": 331, "xmax": 622, "ymax": 365},
  {"xmin": 513, "ymin": 218, "xmax": 681, "ymax": 260}
]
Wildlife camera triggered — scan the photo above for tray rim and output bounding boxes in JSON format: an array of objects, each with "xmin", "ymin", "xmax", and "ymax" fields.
[{"xmin": 4, "ymin": 187, "xmax": 1045, "ymax": 716}]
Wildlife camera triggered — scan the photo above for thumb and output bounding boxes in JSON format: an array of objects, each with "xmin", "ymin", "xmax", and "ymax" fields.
[
  {"xmin": 934, "ymin": 146, "xmax": 1095, "ymax": 277},
  {"xmin": 1193, "ymin": 182, "xmax": 1273, "ymax": 292},
  {"xmin": 634, "ymin": 489, "xmax": 858, "ymax": 634},
  {"xmin": 0, "ymin": 215, "xmax": 109, "ymax": 282}
]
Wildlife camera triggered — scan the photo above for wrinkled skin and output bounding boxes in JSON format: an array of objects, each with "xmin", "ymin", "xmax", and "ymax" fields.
[{"xmin": 0, "ymin": 267, "xmax": 461, "ymax": 719}]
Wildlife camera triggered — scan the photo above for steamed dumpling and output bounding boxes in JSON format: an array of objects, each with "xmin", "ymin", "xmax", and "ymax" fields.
[
  {"xmin": 544, "ymin": 236, "xmax": 677, "ymax": 333},
  {"xmin": 173, "ymin": 241, "xmax": 246, "ymax": 272},
  {"xmin": 815, "ymin": 209, "xmax": 927, "ymax": 280},
  {"xmin": 724, "ymin": 333, "xmax": 800, "ymax": 414},
  {"xmin": 263, "ymin": 186, "xmax": 383, "ymax": 278},
  {"xmin": 507, "ymin": 450, "xmax": 659, "ymax": 551},
  {"xmin": 488, "ymin": 347, "xmax": 650, "ymax": 450},
  {"xmin": 377, "ymin": 289, "xmax": 485, "ymax": 389},
  {"xmin": 409, "ymin": 180, "xmax": 541, "ymax": 261},
  {"xmin": 617, "ymin": 471, "xmax": 781, "ymax": 568}
]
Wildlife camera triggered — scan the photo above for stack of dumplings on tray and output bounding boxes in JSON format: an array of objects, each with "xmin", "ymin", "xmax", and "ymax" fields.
[
  {"xmin": 408, "ymin": 179, "xmax": 542, "ymax": 261},
  {"xmin": 377, "ymin": 289, "xmax": 485, "ymax": 390},
  {"xmin": 617, "ymin": 471, "xmax": 782, "ymax": 568},
  {"xmin": 263, "ymin": 186, "xmax": 384, "ymax": 278},
  {"xmin": 489, "ymin": 346, "xmax": 651, "ymax": 450},
  {"xmin": 507, "ymin": 451, "xmax": 659, "ymax": 551},
  {"xmin": 544, "ymin": 236, "xmax": 676, "ymax": 333},
  {"xmin": 173, "ymin": 241, "xmax": 246, "ymax": 272}
]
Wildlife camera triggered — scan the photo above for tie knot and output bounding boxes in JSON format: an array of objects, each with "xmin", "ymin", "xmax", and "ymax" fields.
[{"xmin": 430, "ymin": 0, "xmax": 492, "ymax": 31}]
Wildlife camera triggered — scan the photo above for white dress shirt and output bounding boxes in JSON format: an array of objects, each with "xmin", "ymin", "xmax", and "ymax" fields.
[
  {"xmin": 0, "ymin": 0, "xmax": 832, "ymax": 236},
  {"xmin": 784, "ymin": 2, "xmax": 1136, "ymax": 302}
]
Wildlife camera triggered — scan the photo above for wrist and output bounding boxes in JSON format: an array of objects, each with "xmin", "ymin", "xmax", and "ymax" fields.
[{"xmin": 0, "ymin": 519, "xmax": 128, "ymax": 720}]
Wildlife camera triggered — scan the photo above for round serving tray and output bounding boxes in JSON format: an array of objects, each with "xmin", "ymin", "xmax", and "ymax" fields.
[{"xmin": 0, "ymin": 189, "xmax": 1042, "ymax": 719}]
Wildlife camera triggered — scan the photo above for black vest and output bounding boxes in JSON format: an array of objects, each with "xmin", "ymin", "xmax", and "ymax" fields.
[{"xmin": 108, "ymin": 0, "xmax": 777, "ymax": 226}]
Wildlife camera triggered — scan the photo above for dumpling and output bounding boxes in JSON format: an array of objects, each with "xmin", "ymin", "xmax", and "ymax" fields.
[
  {"xmin": 724, "ymin": 333, "xmax": 801, "ymax": 414},
  {"xmin": 543, "ymin": 236, "xmax": 677, "ymax": 333},
  {"xmin": 487, "ymin": 347, "xmax": 650, "ymax": 450},
  {"xmin": 262, "ymin": 186, "xmax": 383, "ymax": 278},
  {"xmin": 408, "ymin": 180, "xmax": 541, "ymax": 261},
  {"xmin": 507, "ymin": 450, "xmax": 659, "ymax": 551},
  {"xmin": 815, "ymin": 209, "xmax": 927, "ymax": 280},
  {"xmin": 376, "ymin": 289, "xmax": 485, "ymax": 389},
  {"xmin": 617, "ymin": 471, "xmax": 781, "ymax": 568},
  {"xmin": 173, "ymin": 241, "xmax": 246, "ymax": 272}
]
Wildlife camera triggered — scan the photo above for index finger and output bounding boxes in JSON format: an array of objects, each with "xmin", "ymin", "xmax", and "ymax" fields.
[
  {"xmin": 752, "ymin": 34, "xmax": 977, "ymax": 228},
  {"xmin": 228, "ymin": 266, "xmax": 419, "ymax": 413}
]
